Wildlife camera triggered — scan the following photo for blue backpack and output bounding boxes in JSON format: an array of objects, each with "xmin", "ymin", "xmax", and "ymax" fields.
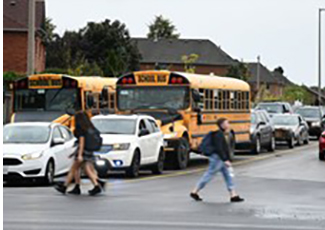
[{"xmin": 198, "ymin": 131, "xmax": 215, "ymax": 156}]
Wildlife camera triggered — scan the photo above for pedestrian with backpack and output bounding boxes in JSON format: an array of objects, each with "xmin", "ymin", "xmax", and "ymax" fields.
[
  {"xmin": 190, "ymin": 118, "xmax": 244, "ymax": 203},
  {"xmin": 55, "ymin": 111, "xmax": 104, "ymax": 196}
]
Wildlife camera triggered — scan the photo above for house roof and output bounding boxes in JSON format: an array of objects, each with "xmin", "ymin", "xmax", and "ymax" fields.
[
  {"xmin": 247, "ymin": 62, "xmax": 279, "ymax": 84},
  {"xmin": 3, "ymin": 0, "xmax": 45, "ymax": 32},
  {"xmin": 132, "ymin": 38, "xmax": 236, "ymax": 66},
  {"xmin": 272, "ymin": 71, "xmax": 293, "ymax": 86}
]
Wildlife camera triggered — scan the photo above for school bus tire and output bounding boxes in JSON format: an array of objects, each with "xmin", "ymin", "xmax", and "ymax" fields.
[{"xmin": 168, "ymin": 138, "xmax": 190, "ymax": 170}]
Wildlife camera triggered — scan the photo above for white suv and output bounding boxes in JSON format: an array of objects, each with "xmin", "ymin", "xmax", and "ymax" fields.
[{"xmin": 91, "ymin": 114, "xmax": 165, "ymax": 177}]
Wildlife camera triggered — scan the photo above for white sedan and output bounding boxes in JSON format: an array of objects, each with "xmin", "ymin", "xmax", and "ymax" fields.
[
  {"xmin": 3, "ymin": 122, "xmax": 76, "ymax": 184},
  {"xmin": 92, "ymin": 114, "xmax": 165, "ymax": 177}
]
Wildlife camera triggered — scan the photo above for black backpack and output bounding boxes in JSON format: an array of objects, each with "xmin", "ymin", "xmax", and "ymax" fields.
[{"xmin": 84, "ymin": 127, "xmax": 103, "ymax": 151}]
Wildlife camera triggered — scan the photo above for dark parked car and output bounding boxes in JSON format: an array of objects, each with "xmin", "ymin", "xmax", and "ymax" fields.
[
  {"xmin": 255, "ymin": 102, "xmax": 293, "ymax": 117},
  {"xmin": 296, "ymin": 106, "xmax": 325, "ymax": 138},
  {"xmin": 236, "ymin": 110, "xmax": 275, "ymax": 154},
  {"xmin": 319, "ymin": 131, "xmax": 325, "ymax": 161},
  {"xmin": 272, "ymin": 114, "xmax": 309, "ymax": 148}
]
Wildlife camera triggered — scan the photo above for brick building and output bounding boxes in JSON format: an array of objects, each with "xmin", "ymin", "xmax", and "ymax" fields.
[
  {"xmin": 133, "ymin": 38, "xmax": 236, "ymax": 76},
  {"xmin": 247, "ymin": 62, "xmax": 292, "ymax": 97},
  {"xmin": 3, "ymin": 0, "xmax": 46, "ymax": 73}
]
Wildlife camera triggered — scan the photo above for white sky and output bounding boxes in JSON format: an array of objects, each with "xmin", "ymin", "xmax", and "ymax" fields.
[{"xmin": 46, "ymin": 0, "xmax": 325, "ymax": 87}]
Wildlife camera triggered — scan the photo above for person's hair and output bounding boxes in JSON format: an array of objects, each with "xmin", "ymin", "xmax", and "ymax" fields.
[
  {"xmin": 74, "ymin": 111, "xmax": 95, "ymax": 134},
  {"xmin": 216, "ymin": 118, "xmax": 227, "ymax": 129}
]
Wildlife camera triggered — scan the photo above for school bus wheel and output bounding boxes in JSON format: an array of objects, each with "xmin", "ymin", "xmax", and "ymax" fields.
[{"xmin": 168, "ymin": 137, "xmax": 190, "ymax": 170}]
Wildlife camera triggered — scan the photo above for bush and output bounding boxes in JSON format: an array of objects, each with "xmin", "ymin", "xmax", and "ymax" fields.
[{"xmin": 3, "ymin": 72, "xmax": 26, "ymax": 91}]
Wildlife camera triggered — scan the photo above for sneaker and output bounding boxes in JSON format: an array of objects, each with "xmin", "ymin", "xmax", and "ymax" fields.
[
  {"xmin": 54, "ymin": 183, "xmax": 67, "ymax": 195},
  {"xmin": 97, "ymin": 179, "xmax": 106, "ymax": 191},
  {"xmin": 190, "ymin": 193, "xmax": 203, "ymax": 201},
  {"xmin": 68, "ymin": 185, "xmax": 81, "ymax": 195},
  {"xmin": 230, "ymin": 196, "xmax": 245, "ymax": 203},
  {"xmin": 88, "ymin": 186, "xmax": 102, "ymax": 196}
]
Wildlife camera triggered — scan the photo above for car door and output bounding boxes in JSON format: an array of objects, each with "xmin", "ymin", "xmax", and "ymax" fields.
[
  {"xmin": 58, "ymin": 126, "xmax": 76, "ymax": 171},
  {"xmin": 51, "ymin": 126, "xmax": 66, "ymax": 174},
  {"xmin": 257, "ymin": 113, "xmax": 268, "ymax": 145},
  {"xmin": 261, "ymin": 112, "xmax": 273, "ymax": 144},
  {"xmin": 145, "ymin": 118, "xmax": 162, "ymax": 163},
  {"xmin": 137, "ymin": 119, "xmax": 151, "ymax": 164}
]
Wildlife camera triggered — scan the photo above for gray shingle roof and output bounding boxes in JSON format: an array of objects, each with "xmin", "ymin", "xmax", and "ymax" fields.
[
  {"xmin": 133, "ymin": 38, "xmax": 236, "ymax": 66},
  {"xmin": 247, "ymin": 62, "xmax": 282, "ymax": 84}
]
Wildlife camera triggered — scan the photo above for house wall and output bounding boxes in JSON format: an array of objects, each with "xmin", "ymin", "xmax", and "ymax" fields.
[
  {"xmin": 3, "ymin": 31, "xmax": 45, "ymax": 73},
  {"xmin": 249, "ymin": 82, "xmax": 285, "ymax": 97},
  {"xmin": 139, "ymin": 63, "xmax": 230, "ymax": 76}
]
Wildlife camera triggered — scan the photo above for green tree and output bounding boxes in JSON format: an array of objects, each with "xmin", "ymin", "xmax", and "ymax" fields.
[
  {"xmin": 181, "ymin": 54, "xmax": 199, "ymax": 73},
  {"xmin": 147, "ymin": 15, "xmax": 180, "ymax": 39},
  {"xmin": 282, "ymin": 85, "xmax": 312, "ymax": 104},
  {"xmin": 226, "ymin": 62, "xmax": 250, "ymax": 81},
  {"xmin": 41, "ymin": 18, "xmax": 56, "ymax": 45}
]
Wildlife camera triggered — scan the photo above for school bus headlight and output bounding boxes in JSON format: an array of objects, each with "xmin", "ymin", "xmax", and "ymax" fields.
[
  {"xmin": 164, "ymin": 132, "xmax": 178, "ymax": 139},
  {"xmin": 112, "ymin": 143, "xmax": 130, "ymax": 151}
]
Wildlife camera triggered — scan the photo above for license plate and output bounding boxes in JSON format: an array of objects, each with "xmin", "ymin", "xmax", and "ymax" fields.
[{"xmin": 3, "ymin": 166, "xmax": 9, "ymax": 175}]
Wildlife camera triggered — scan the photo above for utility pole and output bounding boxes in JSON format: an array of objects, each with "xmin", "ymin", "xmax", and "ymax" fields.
[
  {"xmin": 27, "ymin": 0, "xmax": 35, "ymax": 76},
  {"xmin": 257, "ymin": 55, "xmax": 261, "ymax": 90},
  {"xmin": 318, "ymin": 9, "xmax": 325, "ymax": 106}
]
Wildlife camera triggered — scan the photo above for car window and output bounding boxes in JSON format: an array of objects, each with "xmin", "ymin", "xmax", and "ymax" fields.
[
  {"xmin": 149, "ymin": 119, "xmax": 160, "ymax": 132},
  {"xmin": 59, "ymin": 126, "xmax": 73, "ymax": 141},
  {"xmin": 261, "ymin": 112, "xmax": 270, "ymax": 123},
  {"xmin": 52, "ymin": 127, "xmax": 63, "ymax": 140},
  {"xmin": 258, "ymin": 112, "xmax": 266, "ymax": 123},
  {"xmin": 139, "ymin": 119, "xmax": 147, "ymax": 131},
  {"xmin": 144, "ymin": 119, "xmax": 155, "ymax": 133}
]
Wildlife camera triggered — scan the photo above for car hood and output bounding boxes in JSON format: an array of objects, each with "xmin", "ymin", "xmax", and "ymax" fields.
[
  {"xmin": 303, "ymin": 117, "xmax": 320, "ymax": 122},
  {"xmin": 3, "ymin": 144, "xmax": 48, "ymax": 157},
  {"xmin": 274, "ymin": 125, "xmax": 298, "ymax": 131},
  {"xmin": 100, "ymin": 134, "xmax": 136, "ymax": 144}
]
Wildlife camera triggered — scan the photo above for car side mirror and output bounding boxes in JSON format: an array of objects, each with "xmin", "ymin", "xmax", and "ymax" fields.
[
  {"xmin": 52, "ymin": 137, "xmax": 65, "ymax": 146},
  {"xmin": 139, "ymin": 129, "xmax": 150, "ymax": 137}
]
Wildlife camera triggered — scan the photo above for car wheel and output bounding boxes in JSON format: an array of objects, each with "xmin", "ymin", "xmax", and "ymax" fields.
[
  {"xmin": 171, "ymin": 138, "xmax": 190, "ymax": 170},
  {"xmin": 267, "ymin": 135, "xmax": 276, "ymax": 152},
  {"xmin": 151, "ymin": 148, "xmax": 165, "ymax": 175},
  {"xmin": 252, "ymin": 135, "xmax": 261, "ymax": 155},
  {"xmin": 44, "ymin": 160, "xmax": 55, "ymax": 185},
  {"xmin": 126, "ymin": 150, "xmax": 141, "ymax": 178},
  {"xmin": 297, "ymin": 134, "xmax": 302, "ymax": 146},
  {"xmin": 288, "ymin": 135, "xmax": 295, "ymax": 149},
  {"xmin": 319, "ymin": 152, "xmax": 325, "ymax": 161}
]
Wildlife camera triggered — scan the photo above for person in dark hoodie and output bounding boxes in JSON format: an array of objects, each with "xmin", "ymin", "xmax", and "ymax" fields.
[{"xmin": 190, "ymin": 118, "xmax": 244, "ymax": 202}]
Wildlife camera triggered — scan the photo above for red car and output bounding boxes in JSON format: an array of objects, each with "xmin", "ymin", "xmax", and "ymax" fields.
[{"xmin": 319, "ymin": 131, "xmax": 325, "ymax": 161}]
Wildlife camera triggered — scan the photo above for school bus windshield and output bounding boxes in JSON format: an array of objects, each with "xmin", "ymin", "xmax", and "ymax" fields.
[
  {"xmin": 14, "ymin": 88, "xmax": 81, "ymax": 111},
  {"xmin": 117, "ymin": 86, "xmax": 190, "ymax": 110}
]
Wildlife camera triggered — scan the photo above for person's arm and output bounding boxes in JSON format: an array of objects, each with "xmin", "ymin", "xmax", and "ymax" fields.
[
  {"xmin": 77, "ymin": 136, "xmax": 85, "ymax": 163},
  {"xmin": 222, "ymin": 134, "xmax": 232, "ymax": 165}
]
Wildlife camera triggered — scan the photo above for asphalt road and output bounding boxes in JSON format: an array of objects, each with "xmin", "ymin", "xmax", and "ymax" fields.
[{"xmin": 3, "ymin": 142, "xmax": 325, "ymax": 230}]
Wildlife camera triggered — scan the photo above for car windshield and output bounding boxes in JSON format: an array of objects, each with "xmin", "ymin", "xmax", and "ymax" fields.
[
  {"xmin": 92, "ymin": 118, "xmax": 136, "ymax": 135},
  {"xmin": 117, "ymin": 86, "xmax": 190, "ymax": 110},
  {"xmin": 3, "ymin": 125, "xmax": 50, "ymax": 144},
  {"xmin": 14, "ymin": 88, "xmax": 81, "ymax": 111},
  {"xmin": 251, "ymin": 113, "xmax": 257, "ymax": 124},
  {"xmin": 257, "ymin": 104, "xmax": 283, "ymax": 114},
  {"xmin": 272, "ymin": 116, "xmax": 299, "ymax": 126},
  {"xmin": 296, "ymin": 108, "xmax": 321, "ymax": 119}
]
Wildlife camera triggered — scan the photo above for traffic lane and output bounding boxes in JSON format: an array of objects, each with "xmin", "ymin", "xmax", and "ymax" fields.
[{"xmin": 4, "ymin": 143, "xmax": 325, "ymax": 230}]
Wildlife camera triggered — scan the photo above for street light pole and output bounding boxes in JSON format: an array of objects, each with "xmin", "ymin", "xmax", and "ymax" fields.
[
  {"xmin": 27, "ymin": 0, "xmax": 35, "ymax": 76},
  {"xmin": 318, "ymin": 8, "xmax": 325, "ymax": 105}
]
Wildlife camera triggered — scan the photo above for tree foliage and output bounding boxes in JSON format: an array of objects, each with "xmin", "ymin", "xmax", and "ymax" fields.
[
  {"xmin": 181, "ymin": 54, "xmax": 199, "ymax": 73},
  {"xmin": 147, "ymin": 15, "xmax": 180, "ymax": 39},
  {"xmin": 46, "ymin": 19, "xmax": 141, "ymax": 77},
  {"xmin": 282, "ymin": 85, "xmax": 312, "ymax": 104},
  {"xmin": 226, "ymin": 62, "xmax": 250, "ymax": 81}
]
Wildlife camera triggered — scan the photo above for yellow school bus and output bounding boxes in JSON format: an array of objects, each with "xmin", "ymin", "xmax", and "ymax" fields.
[
  {"xmin": 116, "ymin": 70, "xmax": 251, "ymax": 169},
  {"xmin": 11, "ymin": 74, "xmax": 116, "ymax": 129}
]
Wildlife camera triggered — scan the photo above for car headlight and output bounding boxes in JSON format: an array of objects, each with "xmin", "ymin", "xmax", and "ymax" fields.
[
  {"xmin": 112, "ymin": 143, "xmax": 130, "ymax": 151},
  {"xmin": 164, "ymin": 132, "xmax": 178, "ymax": 139},
  {"xmin": 311, "ymin": 121, "xmax": 320, "ymax": 127},
  {"xmin": 22, "ymin": 151, "xmax": 43, "ymax": 160}
]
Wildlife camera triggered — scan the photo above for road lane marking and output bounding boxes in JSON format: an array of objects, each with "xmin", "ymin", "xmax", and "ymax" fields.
[
  {"xmin": 4, "ymin": 218, "xmax": 324, "ymax": 230},
  {"xmin": 122, "ymin": 143, "xmax": 317, "ymax": 184}
]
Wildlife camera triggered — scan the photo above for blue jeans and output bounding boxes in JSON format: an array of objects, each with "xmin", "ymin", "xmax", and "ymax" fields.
[{"xmin": 196, "ymin": 154, "xmax": 235, "ymax": 192}]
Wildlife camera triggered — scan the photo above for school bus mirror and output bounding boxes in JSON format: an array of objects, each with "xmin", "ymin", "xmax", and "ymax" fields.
[
  {"xmin": 197, "ymin": 114, "xmax": 203, "ymax": 125},
  {"xmin": 101, "ymin": 88, "xmax": 109, "ymax": 99},
  {"xmin": 87, "ymin": 95, "xmax": 94, "ymax": 108},
  {"xmin": 193, "ymin": 107, "xmax": 202, "ymax": 113},
  {"xmin": 192, "ymin": 89, "xmax": 201, "ymax": 103},
  {"xmin": 66, "ymin": 108, "xmax": 76, "ymax": 116}
]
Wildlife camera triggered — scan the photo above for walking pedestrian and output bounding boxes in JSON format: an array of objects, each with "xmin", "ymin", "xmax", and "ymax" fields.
[
  {"xmin": 190, "ymin": 118, "xmax": 244, "ymax": 202},
  {"xmin": 55, "ymin": 111, "xmax": 104, "ymax": 196}
]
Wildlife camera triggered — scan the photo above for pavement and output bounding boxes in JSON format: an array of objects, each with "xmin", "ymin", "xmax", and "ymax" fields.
[{"xmin": 3, "ymin": 142, "xmax": 325, "ymax": 230}]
